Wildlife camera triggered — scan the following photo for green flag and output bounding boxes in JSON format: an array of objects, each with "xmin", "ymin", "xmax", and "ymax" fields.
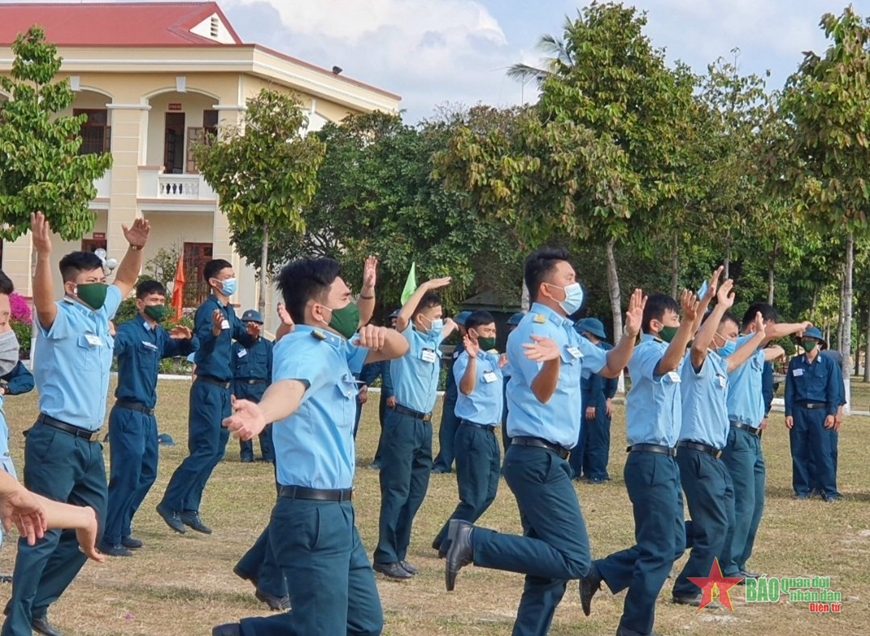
[{"xmin": 400, "ymin": 262, "xmax": 417, "ymax": 305}]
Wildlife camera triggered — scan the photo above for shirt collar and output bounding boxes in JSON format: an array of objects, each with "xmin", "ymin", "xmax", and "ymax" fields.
[
  {"xmin": 62, "ymin": 295, "xmax": 98, "ymax": 319},
  {"xmin": 293, "ymin": 324, "xmax": 345, "ymax": 348},
  {"xmin": 136, "ymin": 314, "xmax": 155, "ymax": 332}
]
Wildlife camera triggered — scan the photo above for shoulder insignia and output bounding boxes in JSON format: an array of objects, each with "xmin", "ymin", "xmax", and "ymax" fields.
[
  {"xmin": 533, "ymin": 314, "xmax": 546, "ymax": 324},
  {"xmin": 311, "ymin": 330, "xmax": 327, "ymax": 341}
]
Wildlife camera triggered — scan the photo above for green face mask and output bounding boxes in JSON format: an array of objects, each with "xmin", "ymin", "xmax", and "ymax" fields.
[
  {"xmin": 802, "ymin": 339, "xmax": 818, "ymax": 353},
  {"xmin": 659, "ymin": 325, "xmax": 679, "ymax": 343},
  {"xmin": 143, "ymin": 304, "xmax": 167, "ymax": 322},
  {"xmin": 76, "ymin": 283, "xmax": 108, "ymax": 311},
  {"xmin": 326, "ymin": 303, "xmax": 360, "ymax": 340},
  {"xmin": 477, "ymin": 336, "xmax": 497, "ymax": 352}
]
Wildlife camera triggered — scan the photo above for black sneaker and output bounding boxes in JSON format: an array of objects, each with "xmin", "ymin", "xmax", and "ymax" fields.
[
  {"xmin": 180, "ymin": 511, "xmax": 212, "ymax": 534},
  {"xmin": 156, "ymin": 504, "xmax": 186, "ymax": 534},
  {"xmin": 98, "ymin": 542, "xmax": 133, "ymax": 557},
  {"xmin": 121, "ymin": 536, "xmax": 143, "ymax": 549}
]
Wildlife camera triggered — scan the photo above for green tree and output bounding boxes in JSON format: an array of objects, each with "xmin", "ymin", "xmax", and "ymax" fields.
[
  {"xmin": 779, "ymin": 6, "xmax": 870, "ymax": 402},
  {"xmin": 192, "ymin": 89, "xmax": 326, "ymax": 316},
  {"xmin": 0, "ymin": 26, "xmax": 112, "ymax": 241}
]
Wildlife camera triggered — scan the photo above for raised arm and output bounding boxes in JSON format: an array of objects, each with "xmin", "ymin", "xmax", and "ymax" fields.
[
  {"xmin": 724, "ymin": 313, "xmax": 766, "ymax": 373},
  {"xmin": 688, "ymin": 267, "xmax": 723, "ymax": 337},
  {"xmin": 395, "ymin": 277, "xmax": 451, "ymax": 333},
  {"xmin": 357, "ymin": 256, "xmax": 377, "ymax": 328},
  {"xmin": 654, "ymin": 290, "xmax": 699, "ymax": 376},
  {"xmin": 113, "ymin": 218, "xmax": 150, "ymax": 297},
  {"xmin": 691, "ymin": 278, "xmax": 733, "ymax": 371},
  {"xmin": 601, "ymin": 288, "xmax": 645, "ymax": 378},
  {"xmin": 458, "ymin": 336, "xmax": 480, "ymax": 396},
  {"xmin": 30, "ymin": 213, "xmax": 57, "ymax": 330},
  {"xmin": 763, "ymin": 320, "xmax": 812, "ymax": 345},
  {"xmin": 360, "ymin": 324, "xmax": 411, "ymax": 365}
]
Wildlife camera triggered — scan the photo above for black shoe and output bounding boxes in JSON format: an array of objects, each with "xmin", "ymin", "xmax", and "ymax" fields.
[
  {"xmin": 97, "ymin": 541, "xmax": 133, "ymax": 557},
  {"xmin": 400, "ymin": 560, "xmax": 419, "ymax": 575},
  {"xmin": 823, "ymin": 493, "xmax": 842, "ymax": 502},
  {"xmin": 431, "ymin": 467, "xmax": 450, "ymax": 474},
  {"xmin": 121, "ymin": 536, "xmax": 143, "ymax": 549},
  {"xmin": 579, "ymin": 565, "xmax": 602, "ymax": 616},
  {"xmin": 445, "ymin": 520, "xmax": 473, "ymax": 591},
  {"xmin": 31, "ymin": 617, "xmax": 63, "ymax": 636},
  {"xmin": 367, "ymin": 463, "xmax": 381, "ymax": 470},
  {"xmin": 180, "ymin": 511, "xmax": 212, "ymax": 534},
  {"xmin": 241, "ymin": 457, "xmax": 254, "ymax": 463},
  {"xmin": 212, "ymin": 624, "xmax": 241, "ymax": 636},
  {"xmin": 739, "ymin": 569, "xmax": 762, "ymax": 579},
  {"xmin": 673, "ymin": 593, "xmax": 721, "ymax": 608},
  {"xmin": 616, "ymin": 627, "xmax": 663, "ymax": 636},
  {"xmin": 156, "ymin": 504, "xmax": 186, "ymax": 534},
  {"xmin": 233, "ymin": 565, "xmax": 258, "ymax": 587},
  {"xmin": 0, "ymin": 574, "xmax": 12, "ymax": 584},
  {"xmin": 255, "ymin": 589, "xmax": 291, "ymax": 611},
  {"xmin": 373, "ymin": 562, "xmax": 413, "ymax": 580}
]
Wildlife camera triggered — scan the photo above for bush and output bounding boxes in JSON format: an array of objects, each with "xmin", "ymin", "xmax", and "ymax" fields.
[{"xmin": 11, "ymin": 320, "xmax": 31, "ymax": 359}]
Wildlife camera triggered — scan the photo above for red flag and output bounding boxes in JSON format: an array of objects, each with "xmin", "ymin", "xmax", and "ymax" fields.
[{"xmin": 171, "ymin": 254, "xmax": 186, "ymax": 320}]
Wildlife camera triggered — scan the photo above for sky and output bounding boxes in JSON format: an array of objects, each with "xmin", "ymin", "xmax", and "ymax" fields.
[{"xmin": 4, "ymin": 0, "xmax": 870, "ymax": 121}]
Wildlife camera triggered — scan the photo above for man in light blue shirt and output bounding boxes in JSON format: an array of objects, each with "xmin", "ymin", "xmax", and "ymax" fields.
[
  {"xmin": 444, "ymin": 247, "xmax": 643, "ymax": 636},
  {"xmin": 373, "ymin": 277, "xmax": 456, "ymax": 580},
  {"xmin": 586, "ymin": 285, "xmax": 707, "ymax": 636},
  {"xmin": 212, "ymin": 256, "xmax": 408, "ymax": 636},
  {"xmin": 4, "ymin": 212, "xmax": 148, "ymax": 636},
  {"xmin": 432, "ymin": 310, "xmax": 504, "ymax": 555}
]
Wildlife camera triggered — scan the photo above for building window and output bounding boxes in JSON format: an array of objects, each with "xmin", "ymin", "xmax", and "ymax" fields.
[
  {"xmin": 74, "ymin": 109, "xmax": 111, "ymax": 155},
  {"xmin": 186, "ymin": 110, "xmax": 219, "ymax": 173},
  {"xmin": 81, "ymin": 238, "xmax": 107, "ymax": 253},
  {"xmin": 183, "ymin": 242, "xmax": 213, "ymax": 305}
]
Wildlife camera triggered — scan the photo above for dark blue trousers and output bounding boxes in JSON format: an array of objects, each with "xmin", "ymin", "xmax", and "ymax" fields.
[
  {"xmin": 433, "ymin": 422, "xmax": 500, "ymax": 549},
  {"xmin": 595, "ymin": 452, "xmax": 685, "ymax": 636},
  {"xmin": 103, "ymin": 406, "xmax": 159, "ymax": 545},
  {"xmin": 432, "ymin": 394, "xmax": 459, "ymax": 472},
  {"xmin": 790, "ymin": 406, "xmax": 837, "ymax": 498},
  {"xmin": 720, "ymin": 425, "xmax": 765, "ymax": 576},
  {"xmin": 809, "ymin": 429, "xmax": 839, "ymax": 496},
  {"xmin": 3, "ymin": 424, "xmax": 107, "ymax": 636},
  {"xmin": 673, "ymin": 448, "xmax": 734, "ymax": 597},
  {"xmin": 373, "ymin": 409, "xmax": 432, "ymax": 564},
  {"xmin": 239, "ymin": 498, "xmax": 382, "ymax": 636},
  {"xmin": 240, "ymin": 424, "xmax": 274, "ymax": 462},
  {"xmin": 371, "ymin": 393, "xmax": 389, "ymax": 468},
  {"xmin": 236, "ymin": 475, "xmax": 286, "ymax": 598},
  {"xmin": 473, "ymin": 444, "xmax": 592, "ymax": 636},
  {"xmin": 161, "ymin": 379, "xmax": 231, "ymax": 514}
]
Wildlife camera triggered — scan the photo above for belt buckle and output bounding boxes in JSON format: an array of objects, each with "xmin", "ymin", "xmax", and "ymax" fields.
[{"xmin": 714, "ymin": 449, "xmax": 722, "ymax": 459}]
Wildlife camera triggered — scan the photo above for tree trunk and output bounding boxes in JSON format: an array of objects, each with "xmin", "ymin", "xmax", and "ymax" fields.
[
  {"xmin": 670, "ymin": 232, "xmax": 679, "ymax": 299},
  {"xmin": 810, "ymin": 288, "xmax": 819, "ymax": 323},
  {"xmin": 854, "ymin": 310, "xmax": 862, "ymax": 377},
  {"xmin": 723, "ymin": 230, "xmax": 732, "ymax": 279},
  {"xmin": 258, "ymin": 223, "xmax": 269, "ymax": 318},
  {"xmin": 864, "ymin": 307, "xmax": 870, "ymax": 382},
  {"xmin": 837, "ymin": 274, "xmax": 845, "ymax": 353},
  {"xmin": 842, "ymin": 232, "xmax": 854, "ymax": 413},
  {"xmin": 605, "ymin": 238, "xmax": 625, "ymax": 394},
  {"xmin": 767, "ymin": 239, "xmax": 776, "ymax": 305}
]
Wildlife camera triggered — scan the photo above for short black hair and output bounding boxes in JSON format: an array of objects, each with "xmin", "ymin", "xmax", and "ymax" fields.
[
  {"xmin": 465, "ymin": 310, "xmax": 495, "ymax": 332},
  {"xmin": 413, "ymin": 291, "xmax": 442, "ymax": 317},
  {"xmin": 136, "ymin": 280, "xmax": 166, "ymax": 299},
  {"xmin": 0, "ymin": 270, "xmax": 13, "ymax": 295},
  {"xmin": 59, "ymin": 252, "xmax": 103, "ymax": 282},
  {"xmin": 524, "ymin": 247, "xmax": 571, "ymax": 303},
  {"xmin": 277, "ymin": 257, "xmax": 342, "ymax": 324},
  {"xmin": 742, "ymin": 302, "xmax": 777, "ymax": 328},
  {"xmin": 204, "ymin": 259, "xmax": 233, "ymax": 282},
  {"xmin": 642, "ymin": 293, "xmax": 680, "ymax": 334},
  {"xmin": 720, "ymin": 311, "xmax": 740, "ymax": 330}
]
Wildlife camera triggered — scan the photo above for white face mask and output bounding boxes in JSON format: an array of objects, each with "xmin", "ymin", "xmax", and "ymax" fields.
[{"xmin": 0, "ymin": 330, "xmax": 20, "ymax": 377}]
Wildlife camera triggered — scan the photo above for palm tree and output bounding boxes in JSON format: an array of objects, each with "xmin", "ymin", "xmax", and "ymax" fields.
[{"xmin": 506, "ymin": 18, "xmax": 576, "ymax": 86}]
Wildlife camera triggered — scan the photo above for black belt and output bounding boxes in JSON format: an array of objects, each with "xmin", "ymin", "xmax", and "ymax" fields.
[
  {"xmin": 627, "ymin": 443, "xmax": 677, "ymax": 457},
  {"xmin": 279, "ymin": 485, "xmax": 353, "ymax": 502},
  {"xmin": 240, "ymin": 378, "xmax": 268, "ymax": 385},
  {"xmin": 460, "ymin": 420, "xmax": 497, "ymax": 433},
  {"xmin": 114, "ymin": 400, "xmax": 155, "ymax": 416},
  {"xmin": 511, "ymin": 436, "xmax": 570, "ymax": 460},
  {"xmin": 798, "ymin": 402, "xmax": 827, "ymax": 410},
  {"xmin": 730, "ymin": 421, "xmax": 761, "ymax": 436},
  {"xmin": 198, "ymin": 375, "xmax": 231, "ymax": 390},
  {"xmin": 391, "ymin": 404, "xmax": 432, "ymax": 422},
  {"xmin": 36, "ymin": 413, "xmax": 101, "ymax": 442},
  {"xmin": 678, "ymin": 441, "xmax": 722, "ymax": 459}
]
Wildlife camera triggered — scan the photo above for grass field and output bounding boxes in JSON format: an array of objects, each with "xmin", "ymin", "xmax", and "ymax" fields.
[{"xmin": 1, "ymin": 377, "xmax": 870, "ymax": 635}]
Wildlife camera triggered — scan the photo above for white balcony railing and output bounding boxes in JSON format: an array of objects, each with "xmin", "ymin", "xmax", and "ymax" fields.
[{"xmin": 138, "ymin": 167, "xmax": 217, "ymax": 201}]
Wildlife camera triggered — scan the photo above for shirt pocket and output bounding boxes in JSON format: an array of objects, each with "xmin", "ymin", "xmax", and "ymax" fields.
[
  {"xmin": 137, "ymin": 342, "xmax": 159, "ymax": 371},
  {"xmin": 77, "ymin": 334, "xmax": 104, "ymax": 370},
  {"xmin": 337, "ymin": 373, "xmax": 359, "ymax": 429}
]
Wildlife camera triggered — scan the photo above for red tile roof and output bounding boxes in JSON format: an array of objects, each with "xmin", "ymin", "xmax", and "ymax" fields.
[{"xmin": 0, "ymin": 2, "xmax": 242, "ymax": 46}]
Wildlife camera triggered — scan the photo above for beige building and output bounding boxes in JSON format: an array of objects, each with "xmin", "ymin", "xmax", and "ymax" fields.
[{"xmin": 0, "ymin": 1, "xmax": 400, "ymax": 330}]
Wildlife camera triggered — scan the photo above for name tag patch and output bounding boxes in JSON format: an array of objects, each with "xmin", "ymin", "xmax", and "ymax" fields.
[
  {"xmin": 716, "ymin": 373, "xmax": 726, "ymax": 389},
  {"xmin": 220, "ymin": 319, "xmax": 230, "ymax": 330},
  {"xmin": 85, "ymin": 334, "xmax": 103, "ymax": 347},
  {"xmin": 566, "ymin": 346, "xmax": 583, "ymax": 359},
  {"xmin": 482, "ymin": 370, "xmax": 497, "ymax": 383},
  {"xmin": 237, "ymin": 348, "xmax": 247, "ymax": 358},
  {"xmin": 421, "ymin": 348, "xmax": 437, "ymax": 364},
  {"xmin": 792, "ymin": 368, "xmax": 804, "ymax": 377},
  {"xmin": 141, "ymin": 341, "xmax": 159, "ymax": 351},
  {"xmin": 666, "ymin": 371, "xmax": 681, "ymax": 383}
]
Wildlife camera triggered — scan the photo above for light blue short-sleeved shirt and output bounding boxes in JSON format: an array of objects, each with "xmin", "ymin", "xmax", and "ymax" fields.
[
  {"xmin": 725, "ymin": 334, "xmax": 765, "ymax": 426},
  {"xmin": 506, "ymin": 302, "xmax": 607, "ymax": 449},
  {"xmin": 34, "ymin": 286, "xmax": 122, "ymax": 430},
  {"xmin": 0, "ymin": 395, "xmax": 8, "ymax": 456},
  {"xmin": 678, "ymin": 350, "xmax": 729, "ymax": 449},
  {"xmin": 453, "ymin": 350, "xmax": 504, "ymax": 425},
  {"xmin": 271, "ymin": 325, "xmax": 369, "ymax": 490},
  {"xmin": 625, "ymin": 334, "xmax": 683, "ymax": 447},
  {"xmin": 390, "ymin": 325, "xmax": 444, "ymax": 414}
]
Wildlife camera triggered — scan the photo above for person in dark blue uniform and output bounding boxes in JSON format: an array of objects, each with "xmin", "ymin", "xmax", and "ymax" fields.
[
  {"xmin": 785, "ymin": 327, "xmax": 842, "ymax": 501},
  {"xmin": 500, "ymin": 311, "xmax": 524, "ymax": 453},
  {"xmin": 234, "ymin": 310, "xmax": 274, "ymax": 463},
  {"xmin": 583, "ymin": 284, "xmax": 709, "ymax": 636},
  {"xmin": 432, "ymin": 310, "xmax": 470, "ymax": 474},
  {"xmin": 445, "ymin": 248, "xmax": 644, "ymax": 636},
  {"xmin": 432, "ymin": 311, "xmax": 504, "ymax": 555},
  {"xmin": 158, "ymin": 259, "xmax": 254, "ymax": 536},
  {"xmin": 570, "ymin": 317, "xmax": 617, "ymax": 483},
  {"xmin": 4, "ymin": 212, "xmax": 148, "ymax": 636},
  {"xmin": 212, "ymin": 256, "xmax": 408, "ymax": 636},
  {"xmin": 365, "ymin": 309, "xmax": 398, "ymax": 469},
  {"xmin": 671, "ymin": 279, "xmax": 766, "ymax": 607},
  {"xmin": 100, "ymin": 280, "xmax": 198, "ymax": 557},
  {"xmin": 816, "ymin": 344, "xmax": 846, "ymax": 495},
  {"xmin": 373, "ymin": 277, "xmax": 456, "ymax": 580}
]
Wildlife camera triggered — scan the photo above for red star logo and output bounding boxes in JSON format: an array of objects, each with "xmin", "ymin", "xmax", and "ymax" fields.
[{"xmin": 688, "ymin": 558, "xmax": 743, "ymax": 610}]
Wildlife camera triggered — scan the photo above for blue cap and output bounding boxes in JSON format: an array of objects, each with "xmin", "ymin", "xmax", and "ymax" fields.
[
  {"xmin": 389, "ymin": 308, "xmax": 400, "ymax": 319},
  {"xmin": 507, "ymin": 312, "xmax": 525, "ymax": 326},
  {"xmin": 803, "ymin": 326, "xmax": 825, "ymax": 344},
  {"xmin": 575, "ymin": 317, "xmax": 607, "ymax": 340},
  {"xmin": 455, "ymin": 311, "xmax": 472, "ymax": 327},
  {"xmin": 241, "ymin": 309, "xmax": 263, "ymax": 323},
  {"xmin": 157, "ymin": 433, "xmax": 176, "ymax": 446}
]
